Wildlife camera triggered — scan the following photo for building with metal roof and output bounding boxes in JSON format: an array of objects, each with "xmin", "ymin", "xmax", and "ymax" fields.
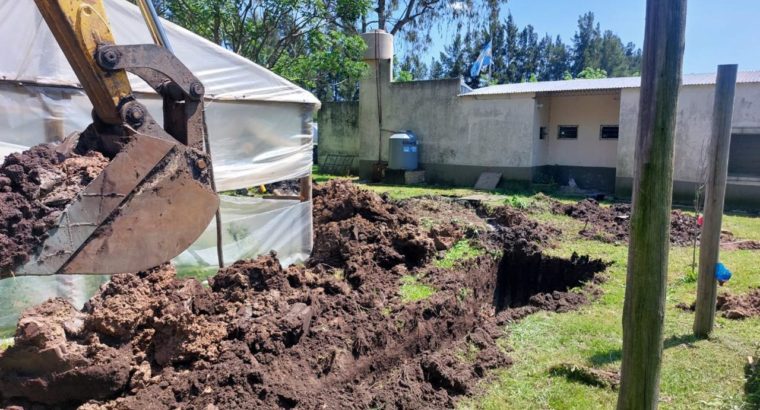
[
  {"xmin": 318, "ymin": 32, "xmax": 760, "ymax": 209},
  {"xmin": 462, "ymin": 72, "xmax": 760, "ymax": 97}
]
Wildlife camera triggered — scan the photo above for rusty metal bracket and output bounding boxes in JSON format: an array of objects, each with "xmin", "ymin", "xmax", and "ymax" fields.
[
  {"xmin": 94, "ymin": 44, "xmax": 206, "ymax": 150},
  {"xmin": 95, "ymin": 44, "xmax": 203, "ymax": 100}
]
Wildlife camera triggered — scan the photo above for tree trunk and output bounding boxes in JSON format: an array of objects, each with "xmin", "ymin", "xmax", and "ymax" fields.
[
  {"xmin": 616, "ymin": 1, "xmax": 687, "ymax": 409},
  {"xmin": 377, "ymin": 0, "xmax": 386, "ymax": 31}
]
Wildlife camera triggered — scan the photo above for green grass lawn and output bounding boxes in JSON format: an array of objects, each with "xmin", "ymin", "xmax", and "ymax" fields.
[{"xmin": 312, "ymin": 168, "xmax": 760, "ymax": 409}]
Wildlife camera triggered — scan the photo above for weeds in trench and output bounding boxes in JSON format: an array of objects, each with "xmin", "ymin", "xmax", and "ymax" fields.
[
  {"xmin": 457, "ymin": 287, "xmax": 473, "ymax": 302},
  {"xmin": 399, "ymin": 275, "xmax": 436, "ymax": 303},
  {"xmin": 505, "ymin": 196, "xmax": 533, "ymax": 210},
  {"xmin": 435, "ymin": 240, "xmax": 485, "ymax": 269},
  {"xmin": 332, "ymin": 269, "xmax": 345, "ymax": 281},
  {"xmin": 419, "ymin": 217, "xmax": 435, "ymax": 230},
  {"xmin": 456, "ymin": 342, "xmax": 481, "ymax": 363},
  {"xmin": 0, "ymin": 337, "xmax": 13, "ymax": 352}
]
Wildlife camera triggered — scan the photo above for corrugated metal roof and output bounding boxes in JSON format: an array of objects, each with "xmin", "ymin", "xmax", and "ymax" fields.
[{"xmin": 462, "ymin": 71, "xmax": 760, "ymax": 96}]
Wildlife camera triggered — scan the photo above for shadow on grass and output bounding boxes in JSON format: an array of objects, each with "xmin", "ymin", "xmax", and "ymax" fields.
[
  {"xmin": 588, "ymin": 334, "xmax": 700, "ymax": 367},
  {"xmin": 746, "ymin": 354, "xmax": 760, "ymax": 409}
]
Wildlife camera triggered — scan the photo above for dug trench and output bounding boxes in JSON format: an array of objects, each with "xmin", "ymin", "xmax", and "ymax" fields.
[{"xmin": 0, "ymin": 147, "xmax": 609, "ymax": 408}]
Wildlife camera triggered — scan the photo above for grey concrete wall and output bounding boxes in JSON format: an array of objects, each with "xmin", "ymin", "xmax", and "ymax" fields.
[
  {"xmin": 317, "ymin": 101, "xmax": 360, "ymax": 171},
  {"xmin": 616, "ymin": 83, "xmax": 760, "ymax": 208},
  {"xmin": 354, "ymin": 52, "xmax": 537, "ymax": 185}
]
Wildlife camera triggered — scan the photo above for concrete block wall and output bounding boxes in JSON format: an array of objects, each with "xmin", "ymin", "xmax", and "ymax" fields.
[{"xmin": 317, "ymin": 101, "xmax": 360, "ymax": 172}]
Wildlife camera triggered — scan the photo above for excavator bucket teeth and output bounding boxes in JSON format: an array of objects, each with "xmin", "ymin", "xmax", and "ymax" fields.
[{"xmin": 19, "ymin": 134, "xmax": 218, "ymax": 275}]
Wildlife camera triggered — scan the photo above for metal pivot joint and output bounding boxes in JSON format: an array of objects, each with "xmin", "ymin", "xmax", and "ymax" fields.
[{"xmin": 95, "ymin": 44, "xmax": 206, "ymax": 149}]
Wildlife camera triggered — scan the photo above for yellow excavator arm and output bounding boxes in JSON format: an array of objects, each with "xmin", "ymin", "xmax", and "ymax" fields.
[{"xmin": 4, "ymin": 0, "xmax": 219, "ymax": 277}]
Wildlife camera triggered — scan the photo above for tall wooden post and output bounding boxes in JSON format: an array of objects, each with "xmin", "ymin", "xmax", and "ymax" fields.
[
  {"xmin": 617, "ymin": 1, "xmax": 687, "ymax": 409},
  {"xmin": 693, "ymin": 65, "xmax": 737, "ymax": 337}
]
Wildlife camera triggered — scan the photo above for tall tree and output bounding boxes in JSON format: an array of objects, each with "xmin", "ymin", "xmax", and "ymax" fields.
[
  {"xmin": 395, "ymin": 54, "xmax": 429, "ymax": 80},
  {"xmin": 515, "ymin": 24, "xmax": 539, "ymax": 81},
  {"xmin": 541, "ymin": 35, "xmax": 571, "ymax": 81},
  {"xmin": 429, "ymin": 58, "xmax": 446, "ymax": 79},
  {"xmin": 599, "ymin": 30, "xmax": 629, "ymax": 77},
  {"xmin": 572, "ymin": 12, "xmax": 602, "ymax": 75},
  {"xmin": 503, "ymin": 13, "xmax": 520, "ymax": 83},
  {"xmin": 438, "ymin": 32, "xmax": 469, "ymax": 79}
]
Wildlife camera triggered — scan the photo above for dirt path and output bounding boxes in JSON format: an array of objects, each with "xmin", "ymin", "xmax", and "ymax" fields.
[{"xmin": 0, "ymin": 178, "xmax": 609, "ymax": 409}]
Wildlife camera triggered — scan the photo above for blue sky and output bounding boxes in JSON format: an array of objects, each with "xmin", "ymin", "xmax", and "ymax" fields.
[{"xmin": 410, "ymin": 0, "xmax": 760, "ymax": 75}]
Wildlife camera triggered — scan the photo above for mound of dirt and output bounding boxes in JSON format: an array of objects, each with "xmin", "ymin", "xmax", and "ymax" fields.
[
  {"xmin": 0, "ymin": 144, "xmax": 108, "ymax": 276},
  {"xmin": 717, "ymin": 289, "xmax": 760, "ymax": 319},
  {"xmin": 0, "ymin": 180, "xmax": 610, "ymax": 409},
  {"xmin": 552, "ymin": 199, "xmax": 701, "ymax": 246},
  {"xmin": 677, "ymin": 288, "xmax": 760, "ymax": 319},
  {"xmin": 309, "ymin": 180, "xmax": 437, "ymax": 286},
  {"xmin": 487, "ymin": 206, "xmax": 561, "ymax": 254}
]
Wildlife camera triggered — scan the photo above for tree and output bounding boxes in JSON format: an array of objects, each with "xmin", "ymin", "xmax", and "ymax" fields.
[
  {"xmin": 438, "ymin": 32, "xmax": 469, "ymax": 80},
  {"xmin": 395, "ymin": 54, "xmax": 429, "ymax": 81},
  {"xmin": 503, "ymin": 13, "xmax": 520, "ymax": 83},
  {"xmin": 572, "ymin": 12, "xmax": 602, "ymax": 76},
  {"xmin": 361, "ymin": 0, "xmax": 507, "ymax": 52},
  {"xmin": 576, "ymin": 66, "xmax": 607, "ymax": 79},
  {"xmin": 599, "ymin": 30, "xmax": 629, "ymax": 77},
  {"xmin": 515, "ymin": 24, "xmax": 539, "ymax": 81},
  {"xmin": 142, "ymin": 0, "xmax": 370, "ymax": 101},
  {"xmin": 429, "ymin": 58, "xmax": 446, "ymax": 79},
  {"xmin": 541, "ymin": 35, "xmax": 571, "ymax": 81}
]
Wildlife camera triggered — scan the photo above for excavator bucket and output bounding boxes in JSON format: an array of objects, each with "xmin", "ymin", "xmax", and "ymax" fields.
[
  {"xmin": 5, "ymin": 0, "xmax": 220, "ymax": 276},
  {"xmin": 18, "ymin": 134, "xmax": 218, "ymax": 275}
]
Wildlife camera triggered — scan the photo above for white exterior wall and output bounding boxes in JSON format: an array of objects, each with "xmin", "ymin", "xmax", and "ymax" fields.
[
  {"xmin": 539, "ymin": 92, "xmax": 620, "ymax": 168},
  {"xmin": 453, "ymin": 95, "xmax": 536, "ymax": 168},
  {"xmin": 617, "ymin": 83, "xmax": 760, "ymax": 183}
]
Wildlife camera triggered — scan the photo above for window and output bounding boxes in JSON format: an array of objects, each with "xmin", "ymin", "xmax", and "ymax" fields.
[
  {"xmin": 600, "ymin": 125, "xmax": 619, "ymax": 139},
  {"xmin": 558, "ymin": 125, "xmax": 578, "ymax": 139},
  {"xmin": 539, "ymin": 127, "xmax": 547, "ymax": 140}
]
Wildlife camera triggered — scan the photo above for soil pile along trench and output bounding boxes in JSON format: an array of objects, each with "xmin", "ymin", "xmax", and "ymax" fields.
[
  {"xmin": 0, "ymin": 176, "xmax": 609, "ymax": 409},
  {"xmin": 679, "ymin": 288, "xmax": 760, "ymax": 320},
  {"xmin": 0, "ymin": 143, "xmax": 109, "ymax": 276},
  {"xmin": 553, "ymin": 198, "xmax": 722, "ymax": 246}
]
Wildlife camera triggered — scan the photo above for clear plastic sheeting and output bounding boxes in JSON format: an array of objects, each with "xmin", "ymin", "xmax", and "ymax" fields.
[
  {"xmin": 175, "ymin": 196, "xmax": 313, "ymax": 271},
  {"xmin": 0, "ymin": 83, "xmax": 314, "ymax": 192},
  {"xmin": 0, "ymin": 0, "xmax": 318, "ymax": 335},
  {"xmin": 0, "ymin": 0, "xmax": 320, "ymax": 106},
  {"xmin": 0, "ymin": 275, "xmax": 110, "ymax": 337}
]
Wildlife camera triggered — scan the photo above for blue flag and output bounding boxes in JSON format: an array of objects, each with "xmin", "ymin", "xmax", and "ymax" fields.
[{"xmin": 470, "ymin": 41, "xmax": 493, "ymax": 78}]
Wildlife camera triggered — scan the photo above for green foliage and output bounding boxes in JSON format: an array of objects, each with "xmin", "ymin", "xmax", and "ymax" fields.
[
  {"xmin": 577, "ymin": 66, "xmax": 608, "ymax": 79},
  {"xmin": 0, "ymin": 338, "xmax": 13, "ymax": 352},
  {"xmin": 457, "ymin": 287, "xmax": 473, "ymax": 302},
  {"xmin": 395, "ymin": 70, "xmax": 414, "ymax": 82},
  {"xmin": 505, "ymin": 196, "xmax": 533, "ymax": 210},
  {"xmin": 147, "ymin": 0, "xmax": 370, "ymax": 101},
  {"xmin": 435, "ymin": 240, "xmax": 484, "ymax": 269},
  {"xmin": 272, "ymin": 30, "xmax": 367, "ymax": 93},
  {"xmin": 398, "ymin": 275, "xmax": 435, "ymax": 303}
]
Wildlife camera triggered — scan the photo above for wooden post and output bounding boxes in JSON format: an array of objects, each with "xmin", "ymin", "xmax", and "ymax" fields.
[
  {"xmin": 616, "ymin": 1, "xmax": 686, "ymax": 409},
  {"xmin": 300, "ymin": 175, "xmax": 312, "ymax": 202},
  {"xmin": 693, "ymin": 64, "xmax": 737, "ymax": 337}
]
